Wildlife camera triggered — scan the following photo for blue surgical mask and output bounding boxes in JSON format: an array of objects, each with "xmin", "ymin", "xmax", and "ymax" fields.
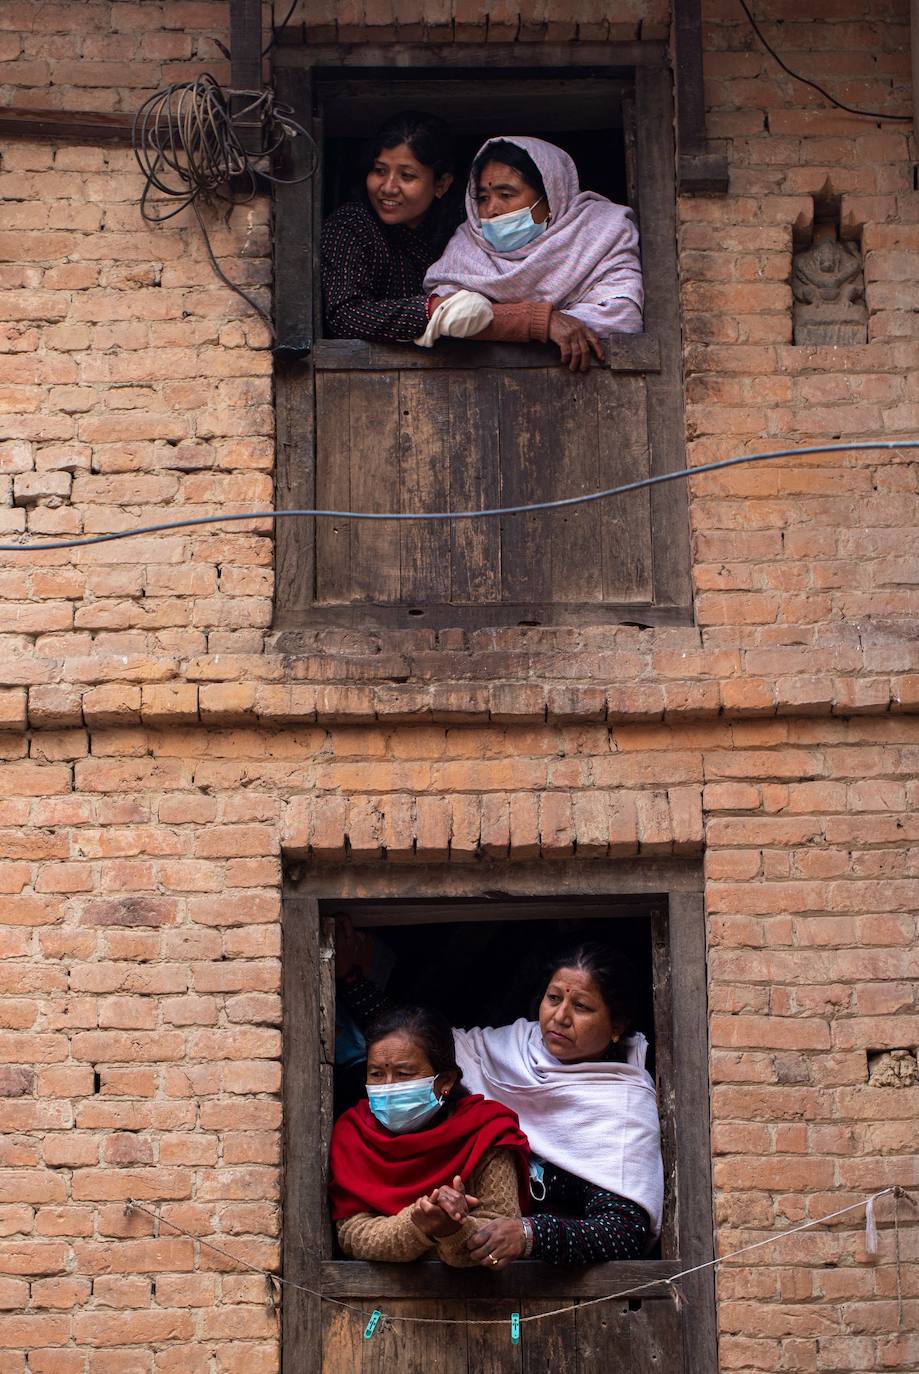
[
  {"xmin": 480, "ymin": 197, "xmax": 548, "ymax": 252},
  {"xmin": 367, "ymin": 1075, "xmax": 445, "ymax": 1134}
]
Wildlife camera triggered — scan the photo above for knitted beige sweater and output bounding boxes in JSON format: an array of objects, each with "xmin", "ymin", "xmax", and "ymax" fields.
[{"xmin": 336, "ymin": 1147, "xmax": 521, "ymax": 1267}]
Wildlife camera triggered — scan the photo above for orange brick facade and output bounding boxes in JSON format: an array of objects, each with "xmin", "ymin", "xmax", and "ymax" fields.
[{"xmin": 1, "ymin": 1, "xmax": 917, "ymax": 1371}]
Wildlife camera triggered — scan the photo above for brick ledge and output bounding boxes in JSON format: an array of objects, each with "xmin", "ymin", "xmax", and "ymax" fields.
[
  {"xmin": 1, "ymin": 627, "xmax": 918, "ymax": 731},
  {"xmin": 282, "ymin": 787, "xmax": 703, "ymax": 863}
]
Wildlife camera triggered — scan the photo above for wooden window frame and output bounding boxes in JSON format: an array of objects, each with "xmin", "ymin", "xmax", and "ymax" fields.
[
  {"xmin": 272, "ymin": 45, "xmax": 691, "ymax": 632},
  {"xmin": 282, "ymin": 860, "xmax": 716, "ymax": 1372}
]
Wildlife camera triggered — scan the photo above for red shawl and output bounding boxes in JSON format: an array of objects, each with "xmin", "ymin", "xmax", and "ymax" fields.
[{"xmin": 328, "ymin": 1093, "xmax": 530, "ymax": 1221}]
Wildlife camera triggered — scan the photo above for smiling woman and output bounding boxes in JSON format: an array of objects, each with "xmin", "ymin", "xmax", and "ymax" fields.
[{"xmin": 319, "ymin": 109, "xmax": 463, "ymax": 343}]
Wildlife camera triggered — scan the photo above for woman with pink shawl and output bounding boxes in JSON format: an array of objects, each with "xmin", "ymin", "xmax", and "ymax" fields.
[{"xmin": 423, "ymin": 136, "xmax": 643, "ymax": 372}]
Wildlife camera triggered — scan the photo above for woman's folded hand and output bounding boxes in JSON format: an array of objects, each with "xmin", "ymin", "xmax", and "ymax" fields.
[
  {"xmin": 411, "ymin": 1193, "xmax": 459, "ymax": 1239},
  {"xmin": 548, "ymin": 311, "xmax": 604, "ymax": 372},
  {"xmin": 466, "ymin": 1216, "xmax": 527, "ymax": 1270},
  {"xmin": 431, "ymin": 1176, "xmax": 480, "ymax": 1225},
  {"xmin": 411, "ymin": 1176, "xmax": 480, "ymax": 1238}
]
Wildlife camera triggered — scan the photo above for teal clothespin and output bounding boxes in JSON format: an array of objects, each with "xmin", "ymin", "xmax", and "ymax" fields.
[
  {"xmin": 363, "ymin": 1309, "xmax": 382, "ymax": 1340},
  {"xmin": 510, "ymin": 1312, "xmax": 520, "ymax": 1345}
]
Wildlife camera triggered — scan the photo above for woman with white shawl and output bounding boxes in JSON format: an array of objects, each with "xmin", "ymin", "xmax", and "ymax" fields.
[
  {"xmin": 419, "ymin": 137, "xmax": 644, "ymax": 372},
  {"xmin": 336, "ymin": 935, "xmax": 664, "ymax": 1269}
]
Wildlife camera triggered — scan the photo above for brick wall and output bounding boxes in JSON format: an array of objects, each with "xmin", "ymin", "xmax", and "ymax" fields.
[
  {"xmin": 0, "ymin": 2, "xmax": 257, "ymax": 112},
  {"xmin": 0, "ymin": 0, "xmax": 917, "ymax": 1370},
  {"xmin": 0, "ymin": 717, "xmax": 916, "ymax": 1371}
]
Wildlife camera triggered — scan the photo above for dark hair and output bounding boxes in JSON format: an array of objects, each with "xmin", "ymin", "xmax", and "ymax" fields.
[
  {"xmin": 472, "ymin": 139, "xmax": 547, "ymax": 203},
  {"xmin": 366, "ymin": 109, "xmax": 455, "ymax": 181},
  {"xmin": 545, "ymin": 942, "xmax": 640, "ymax": 1038},
  {"xmin": 365, "ymin": 1004, "xmax": 468, "ymax": 1099}
]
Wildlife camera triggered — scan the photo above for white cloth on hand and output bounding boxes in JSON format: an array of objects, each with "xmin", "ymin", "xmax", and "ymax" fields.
[
  {"xmin": 414, "ymin": 289, "xmax": 494, "ymax": 347},
  {"xmin": 452, "ymin": 1018, "xmax": 664, "ymax": 1239}
]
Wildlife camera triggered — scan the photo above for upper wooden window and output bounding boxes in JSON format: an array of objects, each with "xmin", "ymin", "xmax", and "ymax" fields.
[{"xmin": 273, "ymin": 47, "xmax": 690, "ymax": 631}]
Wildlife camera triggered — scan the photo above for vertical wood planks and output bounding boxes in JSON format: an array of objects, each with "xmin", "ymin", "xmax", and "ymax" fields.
[
  {"xmin": 576, "ymin": 1299, "xmax": 633, "ymax": 1368},
  {"xmin": 465, "ymin": 1300, "xmax": 523, "ymax": 1374},
  {"xmin": 597, "ymin": 374, "xmax": 652, "ymax": 603},
  {"xmin": 321, "ymin": 1302, "xmax": 363, "ymax": 1373},
  {"xmin": 315, "ymin": 372, "xmax": 353, "ymax": 603},
  {"xmin": 310, "ymin": 356, "xmax": 666, "ymax": 617},
  {"xmin": 273, "ymin": 67, "xmax": 316, "ymax": 616},
  {"xmin": 448, "ymin": 373, "xmax": 501, "ymax": 604},
  {"xmin": 668, "ymin": 891, "xmax": 718, "ymax": 1374},
  {"xmin": 282, "ymin": 896, "xmax": 323, "ymax": 1374},
  {"xmin": 650, "ymin": 909, "xmax": 679, "ymax": 1263},
  {"xmin": 546, "ymin": 369, "xmax": 604, "ymax": 605},
  {"xmin": 635, "ymin": 65, "xmax": 692, "ymax": 611},
  {"xmin": 399, "ymin": 372, "xmax": 452, "ymax": 603},
  {"xmin": 360, "ymin": 1301, "xmax": 469, "ymax": 1374},
  {"xmin": 629, "ymin": 1297, "xmax": 685, "ymax": 1374},
  {"xmin": 498, "ymin": 370, "xmax": 553, "ymax": 606},
  {"xmin": 319, "ymin": 916, "xmax": 337, "ymax": 1259},
  {"xmin": 348, "ymin": 374, "xmax": 402, "ymax": 602},
  {"xmin": 519, "ymin": 1301, "xmax": 578, "ymax": 1374}
]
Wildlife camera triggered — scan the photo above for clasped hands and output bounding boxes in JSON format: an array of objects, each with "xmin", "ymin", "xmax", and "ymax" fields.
[
  {"xmin": 410, "ymin": 1175, "xmax": 480, "ymax": 1239},
  {"xmin": 410, "ymin": 1177, "xmax": 526, "ymax": 1270}
]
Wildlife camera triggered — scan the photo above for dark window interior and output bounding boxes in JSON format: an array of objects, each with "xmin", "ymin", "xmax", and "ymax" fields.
[
  {"xmin": 369, "ymin": 914, "xmax": 653, "ymax": 1055},
  {"xmin": 316, "ymin": 68, "xmax": 632, "ymax": 338}
]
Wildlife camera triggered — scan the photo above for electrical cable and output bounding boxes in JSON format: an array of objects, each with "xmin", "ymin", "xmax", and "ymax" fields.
[
  {"xmin": 738, "ymin": 0, "xmax": 911, "ymax": 122},
  {"xmin": 131, "ymin": 75, "xmax": 318, "ymax": 329},
  {"xmin": 0, "ymin": 440, "xmax": 914, "ymax": 554},
  {"xmin": 263, "ymin": 0, "xmax": 299, "ymax": 54}
]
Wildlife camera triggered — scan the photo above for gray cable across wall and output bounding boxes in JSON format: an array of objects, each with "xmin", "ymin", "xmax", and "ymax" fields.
[{"xmin": 0, "ymin": 440, "xmax": 914, "ymax": 554}]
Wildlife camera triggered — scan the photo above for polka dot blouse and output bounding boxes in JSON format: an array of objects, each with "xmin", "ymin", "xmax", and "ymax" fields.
[
  {"xmin": 320, "ymin": 199, "xmax": 442, "ymax": 343},
  {"xmin": 528, "ymin": 1158, "xmax": 650, "ymax": 1265}
]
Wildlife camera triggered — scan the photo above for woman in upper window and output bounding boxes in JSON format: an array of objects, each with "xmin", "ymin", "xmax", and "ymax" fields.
[
  {"xmin": 321, "ymin": 110, "xmax": 492, "ymax": 345},
  {"xmin": 423, "ymin": 137, "xmax": 644, "ymax": 371},
  {"xmin": 328, "ymin": 1005, "xmax": 530, "ymax": 1267},
  {"xmin": 338, "ymin": 936, "xmax": 663, "ymax": 1268}
]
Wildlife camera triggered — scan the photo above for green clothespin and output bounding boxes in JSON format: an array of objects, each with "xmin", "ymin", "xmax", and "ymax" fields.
[
  {"xmin": 511, "ymin": 1312, "xmax": 520, "ymax": 1345},
  {"xmin": 363, "ymin": 1309, "xmax": 382, "ymax": 1340}
]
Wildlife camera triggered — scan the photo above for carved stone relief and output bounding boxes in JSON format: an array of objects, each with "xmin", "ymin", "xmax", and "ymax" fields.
[{"xmin": 792, "ymin": 228, "xmax": 867, "ymax": 346}]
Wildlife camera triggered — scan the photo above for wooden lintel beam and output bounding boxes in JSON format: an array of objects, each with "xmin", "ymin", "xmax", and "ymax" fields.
[
  {"xmin": 672, "ymin": 0, "xmax": 729, "ymax": 194},
  {"xmin": 0, "ymin": 107, "xmax": 134, "ymax": 144},
  {"xmin": 230, "ymin": 0, "xmax": 264, "ymax": 154},
  {"xmin": 230, "ymin": 0, "xmax": 263, "ymax": 89}
]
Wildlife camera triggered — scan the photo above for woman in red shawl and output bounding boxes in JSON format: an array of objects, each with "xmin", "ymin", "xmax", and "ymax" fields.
[{"xmin": 328, "ymin": 1005, "xmax": 529, "ymax": 1266}]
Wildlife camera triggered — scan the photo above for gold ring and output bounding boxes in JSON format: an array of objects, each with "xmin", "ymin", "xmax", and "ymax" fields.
[{"xmin": 488, "ymin": 1254, "xmax": 498, "ymax": 1265}]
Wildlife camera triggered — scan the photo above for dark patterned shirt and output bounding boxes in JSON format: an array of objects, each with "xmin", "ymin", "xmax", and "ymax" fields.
[
  {"xmin": 320, "ymin": 200, "xmax": 440, "ymax": 342},
  {"xmin": 527, "ymin": 1159, "xmax": 650, "ymax": 1265}
]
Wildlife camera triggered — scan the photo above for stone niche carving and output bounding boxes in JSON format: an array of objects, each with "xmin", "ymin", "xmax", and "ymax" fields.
[{"xmin": 792, "ymin": 225, "xmax": 867, "ymax": 346}]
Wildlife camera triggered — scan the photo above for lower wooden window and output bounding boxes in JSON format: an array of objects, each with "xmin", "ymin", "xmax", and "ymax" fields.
[{"xmin": 282, "ymin": 869, "xmax": 716, "ymax": 1373}]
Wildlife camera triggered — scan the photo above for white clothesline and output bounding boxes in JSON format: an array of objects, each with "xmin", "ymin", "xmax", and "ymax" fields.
[{"xmin": 124, "ymin": 1183, "xmax": 913, "ymax": 1330}]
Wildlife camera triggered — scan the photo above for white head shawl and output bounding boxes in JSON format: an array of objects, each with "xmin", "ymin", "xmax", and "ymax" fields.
[{"xmin": 453, "ymin": 1017, "xmax": 664, "ymax": 1238}]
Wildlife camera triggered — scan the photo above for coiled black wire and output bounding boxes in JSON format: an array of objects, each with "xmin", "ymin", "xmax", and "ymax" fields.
[{"xmin": 131, "ymin": 74, "xmax": 318, "ymax": 328}]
